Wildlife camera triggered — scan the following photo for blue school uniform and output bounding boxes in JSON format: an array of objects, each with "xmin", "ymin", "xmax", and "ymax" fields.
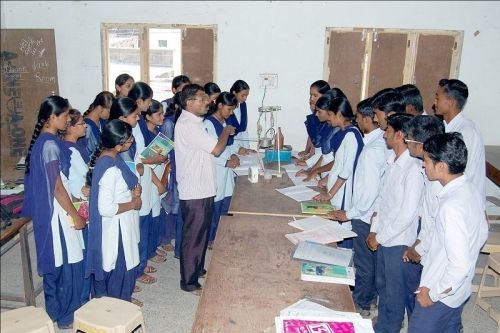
[
  {"xmin": 227, "ymin": 101, "xmax": 248, "ymax": 149},
  {"xmin": 85, "ymin": 155, "xmax": 139, "ymax": 301},
  {"xmin": 22, "ymin": 133, "xmax": 84, "ymax": 326},
  {"xmin": 204, "ymin": 115, "xmax": 235, "ymax": 242},
  {"xmin": 78, "ymin": 118, "xmax": 106, "ymax": 157}
]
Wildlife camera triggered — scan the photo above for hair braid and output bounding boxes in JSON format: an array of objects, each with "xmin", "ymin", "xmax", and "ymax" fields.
[
  {"xmin": 24, "ymin": 119, "xmax": 45, "ymax": 174},
  {"xmin": 85, "ymin": 143, "xmax": 104, "ymax": 186}
]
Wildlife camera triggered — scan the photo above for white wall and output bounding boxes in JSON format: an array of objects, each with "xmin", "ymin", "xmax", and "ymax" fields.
[{"xmin": 2, "ymin": 1, "xmax": 500, "ymax": 149}]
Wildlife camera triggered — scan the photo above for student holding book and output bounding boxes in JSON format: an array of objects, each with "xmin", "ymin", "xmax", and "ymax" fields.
[
  {"xmin": 203, "ymin": 92, "xmax": 240, "ymax": 248},
  {"xmin": 328, "ymin": 98, "xmax": 388, "ymax": 317},
  {"xmin": 80, "ymin": 91, "xmax": 114, "ymax": 157},
  {"xmin": 312, "ymin": 95, "xmax": 364, "ymax": 248},
  {"xmin": 85, "ymin": 119, "xmax": 142, "ymax": 306},
  {"xmin": 175, "ymin": 84, "xmax": 235, "ymax": 294},
  {"xmin": 366, "ymin": 113, "xmax": 423, "ymax": 333},
  {"xmin": 22, "ymin": 96, "xmax": 85, "ymax": 329},
  {"xmin": 115, "ymin": 73, "xmax": 135, "ymax": 98},
  {"xmin": 228, "ymin": 79, "xmax": 253, "ymax": 154},
  {"xmin": 60, "ymin": 108, "xmax": 92, "ymax": 304},
  {"xmin": 408, "ymin": 133, "xmax": 488, "ymax": 332}
]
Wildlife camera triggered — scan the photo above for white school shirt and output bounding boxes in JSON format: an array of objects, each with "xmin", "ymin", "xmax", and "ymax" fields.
[
  {"xmin": 175, "ymin": 110, "xmax": 217, "ymax": 200},
  {"xmin": 371, "ymin": 149, "xmax": 424, "ymax": 247},
  {"xmin": 51, "ymin": 171, "xmax": 85, "ymax": 267},
  {"xmin": 444, "ymin": 112, "xmax": 486, "ymax": 208},
  {"xmin": 204, "ymin": 119, "xmax": 235, "ymax": 201},
  {"xmin": 98, "ymin": 166, "xmax": 140, "ymax": 272},
  {"xmin": 346, "ymin": 128, "xmax": 387, "ymax": 223},
  {"xmin": 305, "ymin": 147, "xmax": 322, "ymax": 168},
  {"xmin": 419, "ymin": 175, "xmax": 488, "ymax": 307},
  {"xmin": 414, "ymin": 166, "xmax": 442, "ymax": 265},
  {"xmin": 232, "ymin": 104, "xmax": 250, "ymax": 150},
  {"xmin": 132, "ymin": 125, "xmax": 153, "ymax": 216},
  {"xmin": 327, "ymin": 131, "xmax": 362, "ymax": 223},
  {"xmin": 68, "ymin": 147, "xmax": 88, "ymax": 200}
]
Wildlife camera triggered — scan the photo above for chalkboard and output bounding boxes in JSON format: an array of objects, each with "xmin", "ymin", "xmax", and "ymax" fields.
[{"xmin": 0, "ymin": 29, "xmax": 59, "ymax": 180}]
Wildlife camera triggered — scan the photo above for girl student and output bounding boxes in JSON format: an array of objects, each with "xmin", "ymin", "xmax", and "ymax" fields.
[
  {"xmin": 204, "ymin": 82, "xmax": 222, "ymax": 116},
  {"xmin": 128, "ymin": 82, "xmax": 168, "ymax": 283},
  {"xmin": 297, "ymin": 80, "xmax": 331, "ymax": 161},
  {"xmin": 160, "ymin": 92, "xmax": 183, "ymax": 259},
  {"xmin": 85, "ymin": 119, "xmax": 142, "ymax": 305},
  {"xmin": 60, "ymin": 108, "xmax": 92, "ymax": 304},
  {"xmin": 161, "ymin": 74, "xmax": 191, "ymax": 111},
  {"xmin": 22, "ymin": 96, "xmax": 85, "ymax": 329},
  {"xmin": 203, "ymin": 92, "xmax": 240, "ymax": 248},
  {"xmin": 228, "ymin": 79, "xmax": 253, "ymax": 155},
  {"xmin": 142, "ymin": 99, "xmax": 169, "ymax": 262},
  {"xmin": 80, "ymin": 91, "xmax": 114, "ymax": 156},
  {"xmin": 313, "ymin": 95, "xmax": 364, "ymax": 248},
  {"xmin": 115, "ymin": 73, "xmax": 135, "ymax": 98}
]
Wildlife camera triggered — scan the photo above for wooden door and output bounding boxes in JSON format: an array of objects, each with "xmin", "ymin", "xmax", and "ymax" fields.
[{"xmin": 182, "ymin": 26, "xmax": 216, "ymax": 85}]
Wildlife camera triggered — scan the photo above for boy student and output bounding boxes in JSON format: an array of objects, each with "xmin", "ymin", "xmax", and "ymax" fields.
[
  {"xmin": 433, "ymin": 79, "xmax": 486, "ymax": 208},
  {"xmin": 161, "ymin": 75, "xmax": 191, "ymax": 111},
  {"xmin": 408, "ymin": 133, "xmax": 488, "ymax": 333},
  {"xmin": 371, "ymin": 89, "xmax": 406, "ymax": 131},
  {"xmin": 175, "ymin": 84, "xmax": 235, "ymax": 295},
  {"xmin": 366, "ymin": 113, "xmax": 424, "ymax": 333},
  {"xmin": 401, "ymin": 116, "xmax": 445, "ymax": 265},
  {"xmin": 328, "ymin": 98, "xmax": 388, "ymax": 317},
  {"xmin": 396, "ymin": 84, "xmax": 426, "ymax": 116}
]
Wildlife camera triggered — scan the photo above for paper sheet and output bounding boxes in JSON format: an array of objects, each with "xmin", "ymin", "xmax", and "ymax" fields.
[
  {"xmin": 288, "ymin": 216, "xmax": 333, "ymax": 231},
  {"xmin": 285, "ymin": 223, "xmax": 357, "ymax": 245},
  {"xmin": 292, "ymin": 241, "xmax": 353, "ymax": 267},
  {"xmin": 276, "ymin": 185, "xmax": 319, "ymax": 202}
]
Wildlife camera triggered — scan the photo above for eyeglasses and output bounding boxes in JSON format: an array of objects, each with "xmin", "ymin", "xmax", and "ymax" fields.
[
  {"xmin": 404, "ymin": 138, "xmax": 423, "ymax": 145},
  {"xmin": 74, "ymin": 122, "xmax": 86, "ymax": 127}
]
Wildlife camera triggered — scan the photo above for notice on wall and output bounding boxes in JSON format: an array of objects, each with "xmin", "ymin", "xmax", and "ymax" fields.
[{"xmin": 1, "ymin": 29, "xmax": 59, "ymax": 180}]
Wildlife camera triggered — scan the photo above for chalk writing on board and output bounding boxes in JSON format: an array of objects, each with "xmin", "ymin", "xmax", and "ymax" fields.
[
  {"xmin": 34, "ymin": 73, "xmax": 56, "ymax": 84},
  {"xmin": 1, "ymin": 53, "xmax": 26, "ymax": 157},
  {"xmin": 32, "ymin": 59, "xmax": 48, "ymax": 71},
  {"xmin": 19, "ymin": 36, "xmax": 45, "ymax": 58}
]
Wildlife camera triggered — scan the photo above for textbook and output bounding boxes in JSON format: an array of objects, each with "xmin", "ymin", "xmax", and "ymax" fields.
[
  {"xmin": 300, "ymin": 200, "xmax": 335, "ymax": 215},
  {"xmin": 69, "ymin": 201, "xmax": 89, "ymax": 225},
  {"xmin": 300, "ymin": 262, "xmax": 355, "ymax": 286},
  {"xmin": 140, "ymin": 132, "xmax": 174, "ymax": 159}
]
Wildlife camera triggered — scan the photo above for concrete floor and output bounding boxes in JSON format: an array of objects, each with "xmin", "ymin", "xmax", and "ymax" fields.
[{"xmin": 1, "ymin": 228, "xmax": 499, "ymax": 333}]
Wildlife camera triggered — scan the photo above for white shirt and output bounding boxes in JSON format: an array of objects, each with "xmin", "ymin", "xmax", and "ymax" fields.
[
  {"xmin": 414, "ymin": 166, "xmax": 442, "ymax": 264},
  {"xmin": 371, "ymin": 149, "xmax": 424, "ymax": 247},
  {"xmin": 204, "ymin": 119, "xmax": 235, "ymax": 201},
  {"xmin": 175, "ymin": 110, "xmax": 217, "ymax": 200},
  {"xmin": 444, "ymin": 112, "xmax": 486, "ymax": 208},
  {"xmin": 346, "ymin": 128, "xmax": 387, "ymax": 223},
  {"xmin": 232, "ymin": 104, "xmax": 250, "ymax": 150},
  {"xmin": 132, "ymin": 125, "xmax": 153, "ymax": 216},
  {"xmin": 306, "ymin": 147, "xmax": 322, "ymax": 168},
  {"xmin": 68, "ymin": 147, "xmax": 88, "ymax": 200},
  {"xmin": 419, "ymin": 175, "xmax": 488, "ymax": 307},
  {"xmin": 98, "ymin": 166, "xmax": 140, "ymax": 272}
]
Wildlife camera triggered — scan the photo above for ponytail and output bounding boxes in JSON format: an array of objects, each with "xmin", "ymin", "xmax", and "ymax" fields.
[
  {"xmin": 85, "ymin": 143, "xmax": 104, "ymax": 186},
  {"xmin": 25, "ymin": 120, "xmax": 45, "ymax": 174}
]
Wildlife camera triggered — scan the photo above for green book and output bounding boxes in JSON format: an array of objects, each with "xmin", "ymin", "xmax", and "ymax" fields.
[
  {"xmin": 300, "ymin": 200, "xmax": 335, "ymax": 215},
  {"xmin": 300, "ymin": 262, "xmax": 354, "ymax": 286}
]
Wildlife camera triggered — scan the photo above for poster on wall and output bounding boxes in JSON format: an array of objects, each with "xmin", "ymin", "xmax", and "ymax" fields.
[{"xmin": 0, "ymin": 29, "xmax": 59, "ymax": 180}]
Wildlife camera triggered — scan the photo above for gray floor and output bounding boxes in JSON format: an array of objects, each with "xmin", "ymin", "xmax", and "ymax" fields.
[{"xmin": 1, "ymin": 228, "xmax": 499, "ymax": 333}]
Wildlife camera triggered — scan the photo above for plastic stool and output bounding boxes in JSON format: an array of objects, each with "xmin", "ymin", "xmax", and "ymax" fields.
[
  {"xmin": 0, "ymin": 306, "xmax": 55, "ymax": 333},
  {"xmin": 73, "ymin": 296, "xmax": 146, "ymax": 333}
]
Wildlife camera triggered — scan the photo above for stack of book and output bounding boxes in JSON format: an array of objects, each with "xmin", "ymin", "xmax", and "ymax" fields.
[{"xmin": 286, "ymin": 215, "xmax": 357, "ymax": 245}]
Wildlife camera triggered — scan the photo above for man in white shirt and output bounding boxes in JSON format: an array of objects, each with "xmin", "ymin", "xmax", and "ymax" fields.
[
  {"xmin": 366, "ymin": 113, "xmax": 424, "ymax": 333},
  {"xmin": 408, "ymin": 132, "xmax": 488, "ymax": 332},
  {"xmin": 396, "ymin": 84, "xmax": 428, "ymax": 116},
  {"xmin": 433, "ymin": 79, "xmax": 486, "ymax": 208},
  {"xmin": 329, "ymin": 98, "xmax": 388, "ymax": 317},
  {"xmin": 175, "ymin": 84, "xmax": 235, "ymax": 295},
  {"xmin": 401, "ymin": 115, "xmax": 445, "ymax": 265},
  {"xmin": 371, "ymin": 88, "xmax": 406, "ymax": 131}
]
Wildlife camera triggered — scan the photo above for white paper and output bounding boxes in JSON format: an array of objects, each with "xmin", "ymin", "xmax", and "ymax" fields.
[
  {"xmin": 293, "ymin": 241, "xmax": 353, "ymax": 267},
  {"xmin": 288, "ymin": 216, "xmax": 333, "ymax": 231},
  {"xmin": 288, "ymin": 175, "xmax": 319, "ymax": 187},
  {"xmin": 282, "ymin": 163, "xmax": 301, "ymax": 173},
  {"xmin": 285, "ymin": 223, "xmax": 357, "ymax": 245},
  {"xmin": 276, "ymin": 185, "xmax": 319, "ymax": 202}
]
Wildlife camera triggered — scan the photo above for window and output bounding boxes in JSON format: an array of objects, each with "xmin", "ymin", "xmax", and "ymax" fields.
[
  {"xmin": 101, "ymin": 23, "xmax": 217, "ymax": 102},
  {"xmin": 324, "ymin": 28, "xmax": 463, "ymax": 112}
]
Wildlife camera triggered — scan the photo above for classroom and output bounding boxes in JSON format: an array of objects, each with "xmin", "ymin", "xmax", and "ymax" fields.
[{"xmin": 1, "ymin": 1, "xmax": 500, "ymax": 333}]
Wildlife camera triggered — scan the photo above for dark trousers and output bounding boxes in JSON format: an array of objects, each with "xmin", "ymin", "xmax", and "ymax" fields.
[
  {"xmin": 94, "ymin": 231, "xmax": 137, "ymax": 302},
  {"xmin": 352, "ymin": 219, "xmax": 377, "ymax": 310},
  {"xmin": 180, "ymin": 197, "xmax": 214, "ymax": 291},
  {"xmin": 375, "ymin": 245, "xmax": 421, "ymax": 333},
  {"xmin": 174, "ymin": 210, "xmax": 184, "ymax": 258},
  {"xmin": 209, "ymin": 196, "xmax": 231, "ymax": 242},
  {"xmin": 409, "ymin": 300, "xmax": 465, "ymax": 333},
  {"xmin": 80, "ymin": 226, "xmax": 92, "ymax": 305},
  {"xmin": 43, "ymin": 222, "xmax": 84, "ymax": 326},
  {"xmin": 160, "ymin": 208, "xmax": 175, "ymax": 245},
  {"xmin": 148, "ymin": 212, "xmax": 161, "ymax": 258},
  {"xmin": 137, "ymin": 212, "xmax": 152, "ymax": 276}
]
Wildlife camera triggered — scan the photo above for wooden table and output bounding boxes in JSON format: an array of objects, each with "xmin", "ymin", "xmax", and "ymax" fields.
[
  {"xmin": 486, "ymin": 145, "xmax": 500, "ymax": 187},
  {"xmin": 192, "ymin": 215, "xmax": 355, "ymax": 333},
  {"xmin": 229, "ymin": 174, "xmax": 325, "ymax": 218}
]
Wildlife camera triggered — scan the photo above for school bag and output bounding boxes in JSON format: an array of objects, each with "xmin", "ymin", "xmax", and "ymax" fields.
[{"xmin": 0, "ymin": 192, "xmax": 24, "ymax": 229}]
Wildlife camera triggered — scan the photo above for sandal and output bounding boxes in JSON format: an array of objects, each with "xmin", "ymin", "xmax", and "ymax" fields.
[
  {"xmin": 144, "ymin": 265, "xmax": 157, "ymax": 273},
  {"xmin": 133, "ymin": 285, "xmax": 142, "ymax": 293},
  {"xmin": 131, "ymin": 297, "xmax": 144, "ymax": 307},
  {"xmin": 149, "ymin": 254, "xmax": 167, "ymax": 264},
  {"xmin": 136, "ymin": 273, "xmax": 157, "ymax": 284}
]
